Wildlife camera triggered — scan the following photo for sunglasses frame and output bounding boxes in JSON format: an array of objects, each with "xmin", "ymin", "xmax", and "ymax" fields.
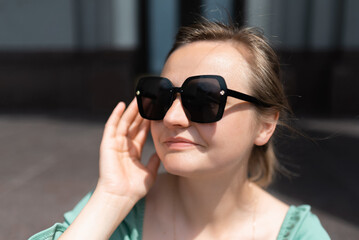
[{"xmin": 135, "ymin": 75, "xmax": 269, "ymax": 123}]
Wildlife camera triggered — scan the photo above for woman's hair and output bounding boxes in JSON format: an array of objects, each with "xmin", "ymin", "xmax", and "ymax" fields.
[{"xmin": 168, "ymin": 20, "xmax": 291, "ymax": 187}]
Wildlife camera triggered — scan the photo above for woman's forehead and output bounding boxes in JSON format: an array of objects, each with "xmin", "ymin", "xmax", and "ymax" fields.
[{"xmin": 162, "ymin": 41, "xmax": 252, "ymax": 91}]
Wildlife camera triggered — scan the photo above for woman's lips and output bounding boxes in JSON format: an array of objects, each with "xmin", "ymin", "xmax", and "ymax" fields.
[{"xmin": 163, "ymin": 137, "xmax": 198, "ymax": 149}]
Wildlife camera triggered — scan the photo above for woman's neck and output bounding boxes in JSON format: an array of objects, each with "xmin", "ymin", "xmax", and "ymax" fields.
[{"xmin": 172, "ymin": 167, "xmax": 257, "ymax": 236}]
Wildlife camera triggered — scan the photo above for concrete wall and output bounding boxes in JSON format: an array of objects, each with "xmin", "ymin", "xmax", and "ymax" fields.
[
  {"xmin": 246, "ymin": 0, "xmax": 359, "ymax": 50},
  {"xmin": 0, "ymin": 0, "xmax": 74, "ymax": 49},
  {"xmin": 0, "ymin": 0, "xmax": 139, "ymax": 50}
]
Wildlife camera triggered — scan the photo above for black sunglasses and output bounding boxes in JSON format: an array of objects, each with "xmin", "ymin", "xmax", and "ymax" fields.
[{"xmin": 135, "ymin": 75, "xmax": 269, "ymax": 123}]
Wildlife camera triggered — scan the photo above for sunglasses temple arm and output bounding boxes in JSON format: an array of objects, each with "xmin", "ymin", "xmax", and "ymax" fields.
[{"xmin": 227, "ymin": 89, "xmax": 270, "ymax": 107}]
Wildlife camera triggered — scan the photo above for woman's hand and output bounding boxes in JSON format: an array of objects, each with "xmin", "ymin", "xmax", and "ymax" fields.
[
  {"xmin": 59, "ymin": 99, "xmax": 160, "ymax": 240},
  {"xmin": 96, "ymin": 98, "xmax": 160, "ymax": 202}
]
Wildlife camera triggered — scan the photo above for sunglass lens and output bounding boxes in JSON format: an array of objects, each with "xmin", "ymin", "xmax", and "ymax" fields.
[
  {"xmin": 136, "ymin": 77, "xmax": 172, "ymax": 120},
  {"xmin": 182, "ymin": 77, "xmax": 222, "ymax": 123}
]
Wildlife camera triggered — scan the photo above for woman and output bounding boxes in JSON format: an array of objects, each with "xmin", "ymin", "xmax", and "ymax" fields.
[{"xmin": 30, "ymin": 21, "xmax": 330, "ymax": 240}]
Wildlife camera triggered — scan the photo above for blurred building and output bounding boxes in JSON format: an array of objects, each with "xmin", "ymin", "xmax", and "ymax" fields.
[{"xmin": 0, "ymin": 0, "xmax": 358, "ymax": 117}]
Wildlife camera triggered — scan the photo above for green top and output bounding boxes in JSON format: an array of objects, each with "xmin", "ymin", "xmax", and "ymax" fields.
[{"xmin": 28, "ymin": 192, "xmax": 330, "ymax": 240}]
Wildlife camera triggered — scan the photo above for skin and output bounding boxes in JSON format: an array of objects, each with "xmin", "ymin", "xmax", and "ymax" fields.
[{"xmin": 59, "ymin": 41, "xmax": 288, "ymax": 240}]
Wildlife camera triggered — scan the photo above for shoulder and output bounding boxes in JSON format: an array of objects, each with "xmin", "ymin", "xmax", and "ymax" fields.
[
  {"xmin": 277, "ymin": 205, "xmax": 330, "ymax": 240},
  {"xmin": 255, "ymin": 187, "xmax": 290, "ymax": 239}
]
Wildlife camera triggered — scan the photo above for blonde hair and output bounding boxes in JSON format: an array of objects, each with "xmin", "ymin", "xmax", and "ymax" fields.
[{"xmin": 168, "ymin": 20, "xmax": 291, "ymax": 187}]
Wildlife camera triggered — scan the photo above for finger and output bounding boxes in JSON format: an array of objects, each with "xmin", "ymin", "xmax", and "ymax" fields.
[
  {"xmin": 127, "ymin": 112, "xmax": 146, "ymax": 139},
  {"xmin": 128, "ymin": 119, "xmax": 150, "ymax": 159},
  {"xmin": 103, "ymin": 102, "xmax": 126, "ymax": 139},
  {"xmin": 132, "ymin": 118, "xmax": 150, "ymax": 147},
  {"xmin": 117, "ymin": 98, "xmax": 139, "ymax": 136},
  {"xmin": 146, "ymin": 153, "xmax": 161, "ymax": 178}
]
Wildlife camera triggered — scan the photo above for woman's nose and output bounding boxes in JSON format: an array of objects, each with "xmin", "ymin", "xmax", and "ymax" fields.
[{"xmin": 162, "ymin": 95, "xmax": 190, "ymax": 128}]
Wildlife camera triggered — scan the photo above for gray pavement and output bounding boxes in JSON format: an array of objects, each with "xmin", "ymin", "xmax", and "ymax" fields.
[{"xmin": 0, "ymin": 114, "xmax": 358, "ymax": 239}]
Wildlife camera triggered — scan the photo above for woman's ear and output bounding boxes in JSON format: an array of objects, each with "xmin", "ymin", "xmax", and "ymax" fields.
[{"xmin": 254, "ymin": 112, "xmax": 279, "ymax": 146}]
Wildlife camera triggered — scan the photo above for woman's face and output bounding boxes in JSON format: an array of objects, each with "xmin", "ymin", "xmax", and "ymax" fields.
[{"xmin": 151, "ymin": 41, "xmax": 265, "ymax": 178}]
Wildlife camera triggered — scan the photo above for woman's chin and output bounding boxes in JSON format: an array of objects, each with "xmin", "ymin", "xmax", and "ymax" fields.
[
  {"xmin": 161, "ymin": 159, "xmax": 220, "ymax": 179},
  {"xmin": 161, "ymin": 160, "xmax": 202, "ymax": 178}
]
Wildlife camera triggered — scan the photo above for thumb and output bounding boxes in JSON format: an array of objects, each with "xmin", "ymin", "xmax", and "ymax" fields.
[{"xmin": 146, "ymin": 153, "xmax": 161, "ymax": 178}]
